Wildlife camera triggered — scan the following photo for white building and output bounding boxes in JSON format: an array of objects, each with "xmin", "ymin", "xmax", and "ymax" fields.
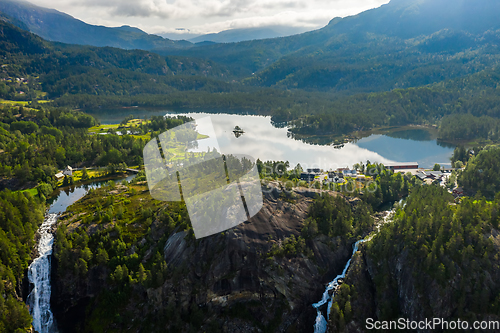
[{"xmin": 63, "ymin": 166, "xmax": 73, "ymax": 176}]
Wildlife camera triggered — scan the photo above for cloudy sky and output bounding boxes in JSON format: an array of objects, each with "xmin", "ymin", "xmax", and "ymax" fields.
[{"xmin": 27, "ymin": 0, "xmax": 389, "ymax": 35}]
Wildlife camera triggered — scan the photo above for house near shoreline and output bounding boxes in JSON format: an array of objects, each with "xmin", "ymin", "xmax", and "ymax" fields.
[
  {"xmin": 63, "ymin": 166, "xmax": 73, "ymax": 176},
  {"xmin": 55, "ymin": 172, "xmax": 64, "ymax": 180},
  {"xmin": 385, "ymin": 162, "xmax": 419, "ymax": 172},
  {"xmin": 336, "ymin": 168, "xmax": 357, "ymax": 177},
  {"xmin": 415, "ymin": 170, "xmax": 445, "ymax": 183}
]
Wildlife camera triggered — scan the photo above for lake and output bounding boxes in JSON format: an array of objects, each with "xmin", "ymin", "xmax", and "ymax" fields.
[
  {"xmin": 87, "ymin": 108, "xmax": 455, "ymax": 169},
  {"xmin": 47, "ymin": 174, "xmax": 136, "ymax": 214}
]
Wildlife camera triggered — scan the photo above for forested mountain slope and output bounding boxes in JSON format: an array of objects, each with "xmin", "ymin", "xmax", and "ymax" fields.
[
  {"xmin": 3, "ymin": 0, "xmax": 500, "ymax": 93},
  {"xmin": 328, "ymin": 148, "xmax": 500, "ymax": 332},
  {"xmin": 0, "ymin": 0, "xmax": 190, "ymax": 50},
  {"xmin": 0, "ymin": 19, "xmax": 236, "ymax": 102},
  {"xmin": 158, "ymin": 0, "xmax": 500, "ymax": 86},
  {"xmin": 3, "ymin": 15, "xmax": 500, "ymax": 146}
]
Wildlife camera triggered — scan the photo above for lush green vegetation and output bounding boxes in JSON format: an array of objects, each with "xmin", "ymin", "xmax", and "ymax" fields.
[
  {"xmin": 3, "ymin": 1, "xmax": 500, "ymax": 330},
  {"xmin": 284, "ymin": 66, "xmax": 500, "ymax": 139},
  {"xmin": 54, "ymin": 179, "xmax": 192, "ymax": 286},
  {"xmin": 450, "ymin": 145, "xmax": 476, "ymax": 168},
  {"xmin": 459, "ymin": 147, "xmax": 500, "ymax": 198},
  {"xmin": 304, "ymin": 195, "xmax": 373, "ymax": 239},
  {"xmin": 0, "ymin": 190, "xmax": 45, "ymax": 332},
  {"xmin": 0, "ymin": 104, "xmax": 126, "ymax": 188},
  {"xmin": 439, "ymin": 114, "xmax": 500, "ymax": 142},
  {"xmin": 349, "ymin": 162, "xmax": 415, "ymax": 210},
  {"xmin": 0, "ymin": 103, "xmax": 195, "ymax": 190},
  {"xmin": 329, "ymin": 176, "xmax": 500, "ymax": 331},
  {"xmin": 3, "ymin": 17, "xmax": 500, "ymax": 145},
  {"xmin": 369, "ymin": 185, "xmax": 499, "ymax": 318},
  {"xmin": 0, "ymin": 103, "xmax": 191, "ymax": 332},
  {"xmin": 52, "ymin": 178, "xmax": 197, "ymax": 332},
  {"xmin": 45, "ymin": 67, "xmax": 500, "ymax": 146},
  {"xmin": 323, "ymin": 146, "xmax": 500, "ymax": 332}
]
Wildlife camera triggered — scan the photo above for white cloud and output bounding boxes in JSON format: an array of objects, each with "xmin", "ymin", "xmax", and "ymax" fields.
[{"xmin": 27, "ymin": 0, "xmax": 389, "ymax": 34}]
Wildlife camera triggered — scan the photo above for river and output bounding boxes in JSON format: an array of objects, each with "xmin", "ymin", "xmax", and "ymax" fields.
[{"xmin": 26, "ymin": 174, "xmax": 136, "ymax": 333}]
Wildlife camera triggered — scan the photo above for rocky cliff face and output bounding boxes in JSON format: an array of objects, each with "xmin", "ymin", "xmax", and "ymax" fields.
[
  {"xmin": 332, "ymin": 244, "xmax": 500, "ymax": 333},
  {"xmin": 51, "ymin": 183, "xmax": 363, "ymax": 332},
  {"xmin": 327, "ymin": 196, "xmax": 500, "ymax": 333}
]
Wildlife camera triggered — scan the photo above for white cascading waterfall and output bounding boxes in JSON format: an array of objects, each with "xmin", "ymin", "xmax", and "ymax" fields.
[
  {"xmin": 312, "ymin": 207, "xmax": 398, "ymax": 333},
  {"xmin": 27, "ymin": 213, "xmax": 59, "ymax": 333},
  {"xmin": 312, "ymin": 240, "xmax": 365, "ymax": 333}
]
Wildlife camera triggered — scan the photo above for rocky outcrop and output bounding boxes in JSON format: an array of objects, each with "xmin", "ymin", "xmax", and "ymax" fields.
[
  {"xmin": 331, "ymin": 230, "xmax": 500, "ymax": 333},
  {"xmin": 52, "ymin": 183, "xmax": 359, "ymax": 332}
]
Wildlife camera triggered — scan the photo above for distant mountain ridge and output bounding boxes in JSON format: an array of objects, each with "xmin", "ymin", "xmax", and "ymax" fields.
[
  {"xmin": 324, "ymin": 0, "xmax": 500, "ymax": 38},
  {"xmin": 2, "ymin": 0, "xmax": 500, "ymax": 96},
  {"xmin": 188, "ymin": 26, "xmax": 313, "ymax": 44},
  {"xmin": 0, "ymin": 0, "xmax": 190, "ymax": 50},
  {"xmin": 155, "ymin": 0, "xmax": 500, "ymax": 90}
]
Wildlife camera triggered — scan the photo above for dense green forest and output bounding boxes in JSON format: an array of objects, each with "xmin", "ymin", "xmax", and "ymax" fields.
[
  {"xmin": 327, "ymin": 148, "xmax": 500, "ymax": 332},
  {"xmin": 0, "ymin": 103, "xmax": 193, "ymax": 191},
  {"xmin": 459, "ymin": 147, "xmax": 500, "ymax": 198},
  {"xmin": 438, "ymin": 114, "xmax": 500, "ymax": 142},
  {"xmin": 2, "ymin": 16, "xmax": 500, "ymax": 144},
  {"xmin": 3, "ymin": 0, "xmax": 500, "ymax": 330},
  {"xmin": 0, "ymin": 190, "xmax": 45, "ymax": 332},
  {"xmin": 0, "ymin": 103, "xmax": 195, "ymax": 333},
  {"xmin": 304, "ymin": 195, "xmax": 373, "ymax": 239},
  {"xmin": 371, "ymin": 186, "xmax": 499, "ymax": 317}
]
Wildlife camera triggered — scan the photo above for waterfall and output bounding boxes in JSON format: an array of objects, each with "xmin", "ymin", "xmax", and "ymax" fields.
[
  {"xmin": 27, "ymin": 213, "xmax": 59, "ymax": 333},
  {"xmin": 312, "ymin": 206, "xmax": 398, "ymax": 333},
  {"xmin": 312, "ymin": 240, "xmax": 364, "ymax": 333}
]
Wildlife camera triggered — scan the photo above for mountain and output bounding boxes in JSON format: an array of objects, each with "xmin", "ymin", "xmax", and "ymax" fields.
[
  {"xmin": 325, "ymin": 0, "xmax": 500, "ymax": 39},
  {"xmin": 0, "ymin": 12, "xmax": 48, "ymax": 54},
  {"xmin": 0, "ymin": 0, "xmax": 191, "ymax": 50},
  {"xmin": 158, "ymin": 30, "xmax": 202, "ymax": 41},
  {"xmin": 189, "ymin": 26, "xmax": 313, "ymax": 44},
  {"xmin": 2, "ymin": 0, "xmax": 500, "ymax": 125},
  {"xmin": 156, "ymin": 0, "xmax": 500, "ymax": 92},
  {"xmin": 0, "ymin": 18, "xmax": 237, "ymax": 105},
  {"xmin": 4, "ymin": 0, "xmax": 499, "ymax": 92},
  {"xmin": 51, "ymin": 183, "xmax": 369, "ymax": 332}
]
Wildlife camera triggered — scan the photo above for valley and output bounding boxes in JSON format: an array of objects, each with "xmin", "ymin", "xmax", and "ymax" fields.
[{"xmin": 1, "ymin": 0, "xmax": 500, "ymax": 332}]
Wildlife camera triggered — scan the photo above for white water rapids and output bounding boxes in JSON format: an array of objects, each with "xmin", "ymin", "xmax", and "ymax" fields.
[
  {"xmin": 312, "ymin": 208, "xmax": 397, "ymax": 333},
  {"xmin": 27, "ymin": 213, "xmax": 59, "ymax": 333},
  {"xmin": 312, "ymin": 240, "xmax": 365, "ymax": 333}
]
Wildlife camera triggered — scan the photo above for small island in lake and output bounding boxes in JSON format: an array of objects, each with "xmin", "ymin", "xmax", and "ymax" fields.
[{"xmin": 233, "ymin": 125, "xmax": 245, "ymax": 138}]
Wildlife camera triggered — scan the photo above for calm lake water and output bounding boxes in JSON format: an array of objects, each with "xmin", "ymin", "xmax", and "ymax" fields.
[
  {"xmin": 47, "ymin": 174, "xmax": 136, "ymax": 214},
  {"xmin": 88, "ymin": 108, "xmax": 455, "ymax": 169}
]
